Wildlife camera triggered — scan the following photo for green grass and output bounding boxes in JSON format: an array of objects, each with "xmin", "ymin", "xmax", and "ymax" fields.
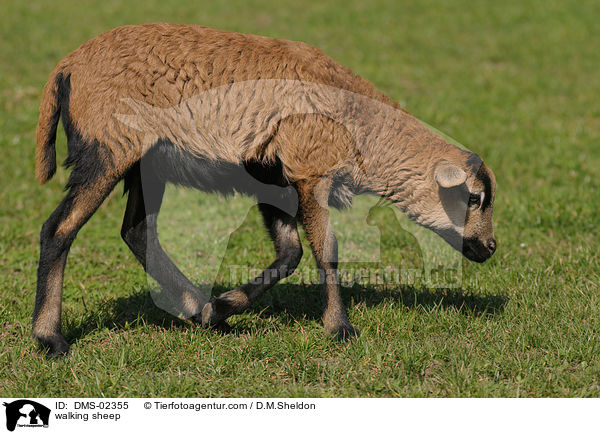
[{"xmin": 1, "ymin": 0, "xmax": 599, "ymax": 397}]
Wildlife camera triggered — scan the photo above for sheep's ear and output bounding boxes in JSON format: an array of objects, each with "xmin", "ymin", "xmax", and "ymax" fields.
[{"xmin": 436, "ymin": 164, "xmax": 467, "ymax": 188}]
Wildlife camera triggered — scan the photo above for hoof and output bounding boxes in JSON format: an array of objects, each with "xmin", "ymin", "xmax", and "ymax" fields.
[
  {"xmin": 325, "ymin": 322, "xmax": 360, "ymax": 342},
  {"xmin": 36, "ymin": 334, "xmax": 70, "ymax": 359},
  {"xmin": 201, "ymin": 298, "xmax": 228, "ymax": 329}
]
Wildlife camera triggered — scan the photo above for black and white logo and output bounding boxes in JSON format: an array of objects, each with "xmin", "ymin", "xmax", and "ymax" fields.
[{"xmin": 3, "ymin": 400, "xmax": 50, "ymax": 432}]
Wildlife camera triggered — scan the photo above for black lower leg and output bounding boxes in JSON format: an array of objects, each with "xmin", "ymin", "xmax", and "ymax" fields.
[{"xmin": 33, "ymin": 244, "xmax": 70, "ymax": 357}]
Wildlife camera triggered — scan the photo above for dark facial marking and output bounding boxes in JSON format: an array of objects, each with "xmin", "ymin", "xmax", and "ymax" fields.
[
  {"xmin": 465, "ymin": 152, "xmax": 482, "ymax": 170},
  {"xmin": 475, "ymin": 166, "xmax": 493, "ymax": 211}
]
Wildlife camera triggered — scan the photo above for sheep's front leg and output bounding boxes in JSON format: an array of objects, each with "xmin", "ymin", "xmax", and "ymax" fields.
[
  {"xmin": 201, "ymin": 203, "xmax": 303, "ymax": 328},
  {"xmin": 297, "ymin": 179, "xmax": 359, "ymax": 341}
]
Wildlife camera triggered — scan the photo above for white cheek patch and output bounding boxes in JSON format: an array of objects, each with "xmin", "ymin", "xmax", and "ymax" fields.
[{"xmin": 479, "ymin": 192, "xmax": 485, "ymax": 210}]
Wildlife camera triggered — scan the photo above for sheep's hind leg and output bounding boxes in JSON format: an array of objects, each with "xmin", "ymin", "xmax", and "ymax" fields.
[
  {"xmin": 121, "ymin": 163, "xmax": 207, "ymax": 319},
  {"xmin": 201, "ymin": 203, "xmax": 303, "ymax": 328},
  {"xmin": 33, "ymin": 178, "xmax": 119, "ymax": 358}
]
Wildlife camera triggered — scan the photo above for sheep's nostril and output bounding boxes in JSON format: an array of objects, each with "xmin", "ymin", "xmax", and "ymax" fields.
[{"xmin": 487, "ymin": 239, "xmax": 496, "ymax": 254}]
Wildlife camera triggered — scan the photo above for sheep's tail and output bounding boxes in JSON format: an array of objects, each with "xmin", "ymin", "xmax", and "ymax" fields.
[{"xmin": 35, "ymin": 68, "xmax": 63, "ymax": 184}]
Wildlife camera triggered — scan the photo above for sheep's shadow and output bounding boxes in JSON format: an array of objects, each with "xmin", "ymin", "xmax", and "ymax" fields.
[
  {"xmin": 252, "ymin": 282, "xmax": 508, "ymax": 323},
  {"xmin": 65, "ymin": 282, "xmax": 508, "ymax": 343},
  {"xmin": 64, "ymin": 289, "xmax": 191, "ymax": 343}
]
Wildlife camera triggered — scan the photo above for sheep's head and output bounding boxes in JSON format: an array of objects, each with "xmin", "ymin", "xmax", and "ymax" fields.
[{"xmin": 406, "ymin": 155, "xmax": 497, "ymax": 263}]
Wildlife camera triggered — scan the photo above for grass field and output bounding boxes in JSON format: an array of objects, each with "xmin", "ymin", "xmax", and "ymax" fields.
[{"xmin": 1, "ymin": 0, "xmax": 599, "ymax": 397}]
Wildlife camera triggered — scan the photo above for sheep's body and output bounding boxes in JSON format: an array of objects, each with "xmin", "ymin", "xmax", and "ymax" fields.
[
  {"xmin": 37, "ymin": 24, "xmax": 395, "ymax": 183},
  {"xmin": 33, "ymin": 24, "xmax": 497, "ymax": 357},
  {"xmin": 37, "ymin": 24, "xmax": 459, "ymax": 193}
]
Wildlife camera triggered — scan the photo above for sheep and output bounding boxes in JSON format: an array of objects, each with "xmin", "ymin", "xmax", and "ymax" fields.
[{"xmin": 33, "ymin": 23, "xmax": 497, "ymax": 357}]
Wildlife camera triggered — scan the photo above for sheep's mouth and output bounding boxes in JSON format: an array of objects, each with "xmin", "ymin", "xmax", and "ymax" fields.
[
  {"xmin": 432, "ymin": 228, "xmax": 494, "ymax": 263},
  {"xmin": 462, "ymin": 238, "xmax": 493, "ymax": 263}
]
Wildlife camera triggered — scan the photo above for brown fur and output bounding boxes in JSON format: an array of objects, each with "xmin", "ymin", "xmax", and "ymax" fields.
[
  {"xmin": 33, "ymin": 23, "xmax": 496, "ymax": 356},
  {"xmin": 36, "ymin": 23, "xmax": 401, "ymax": 182}
]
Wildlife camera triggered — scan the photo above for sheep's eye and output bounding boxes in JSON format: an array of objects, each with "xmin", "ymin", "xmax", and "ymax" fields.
[{"xmin": 468, "ymin": 193, "xmax": 481, "ymax": 208}]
